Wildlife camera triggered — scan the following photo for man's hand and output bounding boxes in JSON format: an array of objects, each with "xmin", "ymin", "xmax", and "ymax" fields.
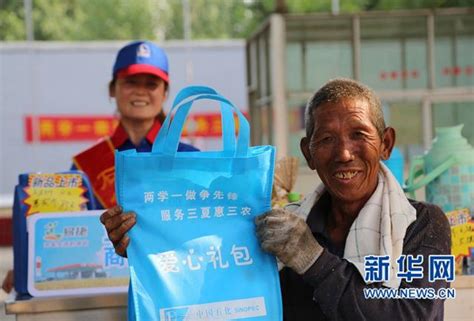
[
  {"xmin": 255, "ymin": 209, "xmax": 323, "ymax": 275},
  {"xmin": 100, "ymin": 205, "xmax": 136, "ymax": 257},
  {"xmin": 2, "ymin": 269, "xmax": 14, "ymax": 293}
]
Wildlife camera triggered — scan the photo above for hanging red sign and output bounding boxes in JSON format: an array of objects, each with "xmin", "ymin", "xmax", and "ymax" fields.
[{"xmin": 24, "ymin": 113, "xmax": 248, "ymax": 143}]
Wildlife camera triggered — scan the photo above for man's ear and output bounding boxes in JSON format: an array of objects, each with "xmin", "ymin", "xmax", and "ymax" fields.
[
  {"xmin": 300, "ymin": 137, "xmax": 315, "ymax": 170},
  {"xmin": 381, "ymin": 127, "xmax": 396, "ymax": 160}
]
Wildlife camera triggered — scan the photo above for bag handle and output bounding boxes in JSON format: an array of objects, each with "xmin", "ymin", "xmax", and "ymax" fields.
[
  {"xmin": 153, "ymin": 90, "xmax": 250, "ymax": 157},
  {"xmin": 153, "ymin": 86, "xmax": 236, "ymax": 153},
  {"xmin": 166, "ymin": 94, "xmax": 249, "ymax": 156},
  {"xmin": 172, "ymin": 85, "xmax": 219, "ymax": 107},
  {"xmin": 157, "ymin": 93, "xmax": 249, "ymax": 156}
]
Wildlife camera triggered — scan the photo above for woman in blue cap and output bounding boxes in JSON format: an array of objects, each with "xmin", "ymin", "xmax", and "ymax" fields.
[
  {"xmin": 74, "ymin": 41, "xmax": 197, "ymax": 209},
  {"xmin": 74, "ymin": 40, "xmax": 197, "ymax": 253}
]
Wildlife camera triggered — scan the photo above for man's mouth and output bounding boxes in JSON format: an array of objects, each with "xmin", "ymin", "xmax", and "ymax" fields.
[{"xmin": 334, "ymin": 171, "xmax": 358, "ymax": 180}]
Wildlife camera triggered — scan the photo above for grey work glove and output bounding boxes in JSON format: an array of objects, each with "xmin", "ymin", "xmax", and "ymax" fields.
[{"xmin": 255, "ymin": 208, "xmax": 323, "ymax": 275}]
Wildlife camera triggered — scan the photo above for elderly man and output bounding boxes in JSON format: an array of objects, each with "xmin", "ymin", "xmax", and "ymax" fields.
[{"xmin": 256, "ymin": 78, "xmax": 451, "ymax": 320}]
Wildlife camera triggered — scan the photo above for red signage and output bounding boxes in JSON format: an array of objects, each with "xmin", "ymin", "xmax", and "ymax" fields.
[
  {"xmin": 24, "ymin": 115, "xmax": 118, "ymax": 142},
  {"xmin": 24, "ymin": 113, "xmax": 248, "ymax": 143},
  {"xmin": 378, "ymin": 65, "xmax": 474, "ymax": 81}
]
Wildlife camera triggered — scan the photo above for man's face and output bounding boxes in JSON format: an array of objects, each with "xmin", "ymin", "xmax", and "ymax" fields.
[
  {"xmin": 301, "ymin": 98, "xmax": 394, "ymax": 204},
  {"xmin": 110, "ymin": 73, "xmax": 167, "ymax": 122}
]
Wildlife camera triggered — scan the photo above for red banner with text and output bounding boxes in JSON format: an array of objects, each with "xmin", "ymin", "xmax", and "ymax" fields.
[{"xmin": 24, "ymin": 113, "xmax": 247, "ymax": 143}]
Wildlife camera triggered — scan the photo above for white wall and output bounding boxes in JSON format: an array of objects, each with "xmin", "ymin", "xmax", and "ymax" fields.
[{"xmin": 0, "ymin": 40, "xmax": 248, "ymax": 197}]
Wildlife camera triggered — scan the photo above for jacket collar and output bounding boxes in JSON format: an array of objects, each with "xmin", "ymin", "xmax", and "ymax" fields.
[{"xmin": 110, "ymin": 119, "xmax": 162, "ymax": 148}]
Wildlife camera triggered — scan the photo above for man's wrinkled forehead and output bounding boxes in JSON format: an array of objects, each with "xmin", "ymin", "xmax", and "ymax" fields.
[{"xmin": 312, "ymin": 98, "xmax": 371, "ymax": 125}]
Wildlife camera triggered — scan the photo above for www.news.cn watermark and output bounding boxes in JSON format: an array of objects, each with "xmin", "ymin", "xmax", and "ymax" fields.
[
  {"xmin": 364, "ymin": 287, "xmax": 456, "ymax": 299},
  {"xmin": 363, "ymin": 254, "xmax": 456, "ymax": 300}
]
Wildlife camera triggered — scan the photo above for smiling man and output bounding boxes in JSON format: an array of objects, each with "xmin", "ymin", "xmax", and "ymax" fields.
[{"xmin": 255, "ymin": 78, "xmax": 451, "ymax": 321}]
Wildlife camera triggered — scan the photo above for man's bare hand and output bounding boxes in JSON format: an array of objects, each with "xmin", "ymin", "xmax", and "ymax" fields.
[{"xmin": 100, "ymin": 205, "xmax": 136, "ymax": 257}]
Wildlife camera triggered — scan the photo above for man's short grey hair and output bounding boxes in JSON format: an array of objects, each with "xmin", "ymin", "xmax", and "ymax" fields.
[{"xmin": 304, "ymin": 78, "xmax": 386, "ymax": 138}]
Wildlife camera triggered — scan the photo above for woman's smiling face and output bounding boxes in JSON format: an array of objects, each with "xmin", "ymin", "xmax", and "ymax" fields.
[{"xmin": 110, "ymin": 73, "xmax": 167, "ymax": 123}]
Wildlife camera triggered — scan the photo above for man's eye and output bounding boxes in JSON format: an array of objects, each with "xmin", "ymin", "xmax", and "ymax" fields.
[{"xmin": 319, "ymin": 136, "xmax": 333, "ymax": 143}]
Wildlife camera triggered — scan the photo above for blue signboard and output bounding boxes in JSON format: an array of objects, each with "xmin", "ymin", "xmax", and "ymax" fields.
[{"xmin": 27, "ymin": 210, "xmax": 129, "ymax": 297}]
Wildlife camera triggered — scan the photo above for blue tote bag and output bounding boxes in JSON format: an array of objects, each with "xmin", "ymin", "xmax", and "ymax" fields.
[{"xmin": 115, "ymin": 86, "xmax": 282, "ymax": 320}]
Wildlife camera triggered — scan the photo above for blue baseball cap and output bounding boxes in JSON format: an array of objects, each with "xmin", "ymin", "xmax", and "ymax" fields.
[{"xmin": 113, "ymin": 41, "xmax": 169, "ymax": 83}]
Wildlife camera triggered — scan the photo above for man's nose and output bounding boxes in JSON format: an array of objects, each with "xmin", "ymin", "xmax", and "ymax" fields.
[{"xmin": 334, "ymin": 139, "xmax": 355, "ymax": 162}]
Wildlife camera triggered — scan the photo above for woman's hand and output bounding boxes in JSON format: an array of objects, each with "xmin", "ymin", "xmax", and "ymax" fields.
[{"xmin": 100, "ymin": 205, "xmax": 136, "ymax": 257}]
